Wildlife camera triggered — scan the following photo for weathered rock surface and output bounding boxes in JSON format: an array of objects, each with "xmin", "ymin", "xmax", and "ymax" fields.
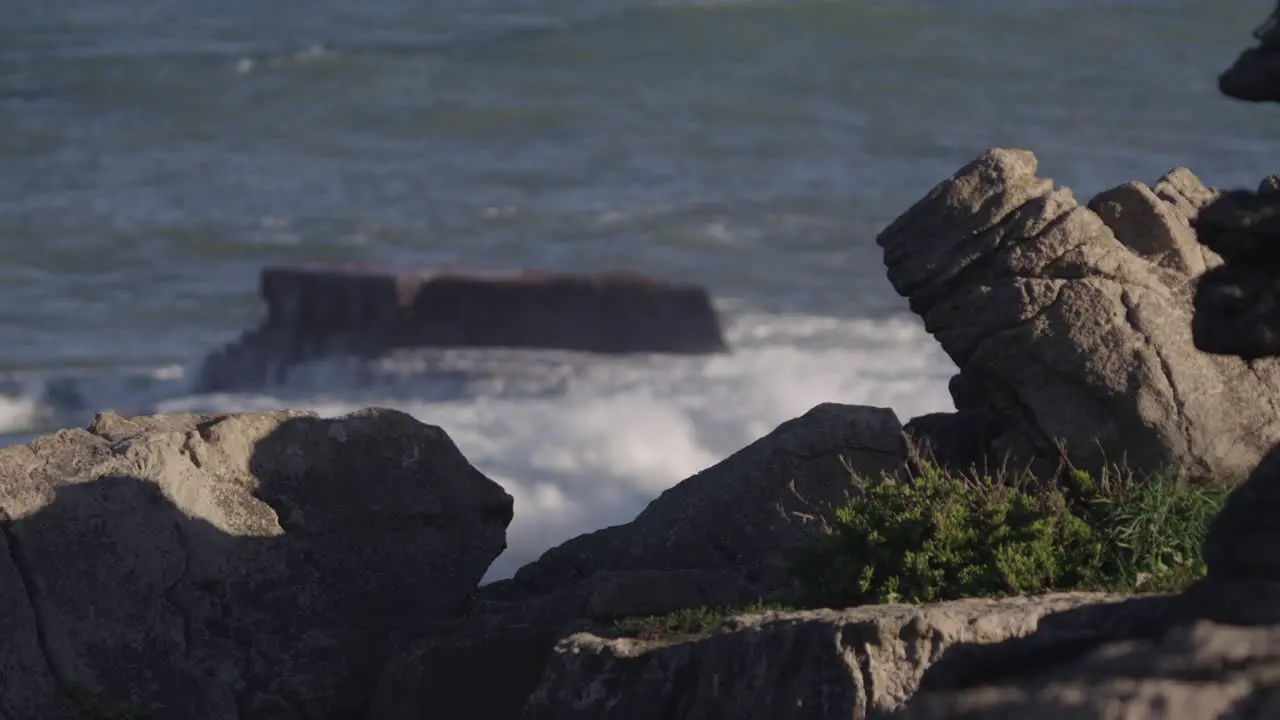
[
  {"xmin": 877, "ymin": 152, "xmax": 1280, "ymax": 718},
  {"xmin": 0, "ymin": 408, "xmax": 513, "ymax": 719},
  {"xmin": 879, "ymin": 147, "xmax": 1280, "ymax": 481},
  {"xmin": 197, "ymin": 263, "xmax": 728, "ymax": 392},
  {"xmin": 471, "ymin": 403, "xmax": 908, "ymax": 624},
  {"xmin": 518, "ymin": 593, "xmax": 1134, "ymax": 720},
  {"xmin": 896, "ymin": 619, "xmax": 1280, "ymax": 720},
  {"xmin": 371, "ymin": 403, "xmax": 910, "ymax": 718},
  {"xmin": 877, "ymin": 443, "xmax": 1280, "ymax": 718}
]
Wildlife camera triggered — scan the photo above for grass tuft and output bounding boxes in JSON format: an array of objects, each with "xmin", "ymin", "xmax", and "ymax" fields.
[{"xmin": 790, "ymin": 460, "xmax": 1230, "ymax": 608}]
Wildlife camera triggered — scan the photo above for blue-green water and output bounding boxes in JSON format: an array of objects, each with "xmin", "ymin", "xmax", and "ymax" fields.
[{"xmin": 2, "ymin": 0, "xmax": 1276, "ymax": 577}]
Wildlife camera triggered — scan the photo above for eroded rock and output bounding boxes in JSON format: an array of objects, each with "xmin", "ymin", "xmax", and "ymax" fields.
[
  {"xmin": 880, "ymin": 148, "xmax": 1280, "ymax": 481},
  {"xmin": 882, "ymin": 149, "xmax": 1280, "ymax": 718},
  {"xmin": 0, "ymin": 408, "xmax": 513, "ymax": 719},
  {"xmin": 895, "ymin": 620, "xmax": 1280, "ymax": 720},
  {"xmin": 520, "ymin": 593, "xmax": 1132, "ymax": 720}
]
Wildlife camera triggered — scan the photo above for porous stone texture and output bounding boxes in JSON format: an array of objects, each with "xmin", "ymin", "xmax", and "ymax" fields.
[
  {"xmin": 895, "ymin": 620, "xmax": 1280, "ymax": 720},
  {"xmin": 519, "ymin": 593, "xmax": 1134, "ymax": 720},
  {"xmin": 883, "ymin": 156, "xmax": 1280, "ymax": 720},
  {"xmin": 879, "ymin": 147, "xmax": 1280, "ymax": 481},
  {"xmin": 0, "ymin": 408, "xmax": 512, "ymax": 719}
]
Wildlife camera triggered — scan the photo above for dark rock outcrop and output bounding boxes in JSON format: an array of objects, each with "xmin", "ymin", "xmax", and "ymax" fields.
[
  {"xmin": 520, "ymin": 594, "xmax": 1137, "ymax": 720},
  {"xmin": 196, "ymin": 264, "xmax": 728, "ymax": 392},
  {"xmin": 1192, "ymin": 184, "xmax": 1280, "ymax": 359},
  {"xmin": 472, "ymin": 403, "xmax": 907, "ymax": 624},
  {"xmin": 0, "ymin": 408, "xmax": 512, "ymax": 719},
  {"xmin": 1219, "ymin": 2, "xmax": 1280, "ymax": 103},
  {"xmin": 897, "ymin": 620, "xmax": 1280, "ymax": 720},
  {"xmin": 372, "ymin": 403, "xmax": 913, "ymax": 717},
  {"xmin": 879, "ymin": 148, "xmax": 1280, "ymax": 481}
]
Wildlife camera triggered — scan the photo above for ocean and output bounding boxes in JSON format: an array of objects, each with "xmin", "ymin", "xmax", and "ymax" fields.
[{"xmin": 2, "ymin": 0, "xmax": 1278, "ymax": 579}]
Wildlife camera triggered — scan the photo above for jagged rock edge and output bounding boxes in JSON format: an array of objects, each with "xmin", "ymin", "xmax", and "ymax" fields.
[{"xmin": 908, "ymin": 195, "xmax": 1078, "ymax": 318}]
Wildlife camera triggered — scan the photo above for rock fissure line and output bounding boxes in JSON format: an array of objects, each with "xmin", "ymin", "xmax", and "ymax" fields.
[
  {"xmin": 1119, "ymin": 290, "xmax": 1194, "ymax": 453},
  {"xmin": 906, "ymin": 198, "xmax": 1075, "ymax": 314},
  {"xmin": 936, "ymin": 277, "xmax": 1067, "ymax": 367},
  {"xmin": 851, "ymin": 639, "xmax": 876, "ymax": 719},
  {"xmin": 912, "ymin": 176, "xmax": 1053, "ymax": 282}
]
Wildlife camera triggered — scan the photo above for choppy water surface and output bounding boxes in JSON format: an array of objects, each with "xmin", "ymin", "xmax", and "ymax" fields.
[{"xmin": 2, "ymin": 0, "xmax": 1277, "ymax": 578}]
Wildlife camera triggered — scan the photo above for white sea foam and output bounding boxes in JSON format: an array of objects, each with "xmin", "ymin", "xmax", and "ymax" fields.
[
  {"xmin": 0, "ymin": 394, "xmax": 47, "ymax": 436},
  {"xmin": 0, "ymin": 311, "xmax": 956, "ymax": 582}
]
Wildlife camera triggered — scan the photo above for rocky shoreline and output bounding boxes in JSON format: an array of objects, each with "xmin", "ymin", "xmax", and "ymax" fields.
[{"xmin": 4, "ymin": 142, "xmax": 1280, "ymax": 719}]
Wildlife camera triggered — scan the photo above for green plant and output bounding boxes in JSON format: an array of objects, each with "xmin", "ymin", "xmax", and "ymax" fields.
[
  {"xmin": 792, "ymin": 461, "xmax": 1228, "ymax": 608},
  {"xmin": 1064, "ymin": 467, "xmax": 1227, "ymax": 593}
]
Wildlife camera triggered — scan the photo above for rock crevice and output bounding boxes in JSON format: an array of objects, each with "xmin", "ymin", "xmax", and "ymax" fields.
[{"xmin": 881, "ymin": 148, "xmax": 1279, "ymax": 481}]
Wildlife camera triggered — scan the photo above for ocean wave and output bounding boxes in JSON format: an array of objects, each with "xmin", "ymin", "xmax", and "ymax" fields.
[{"xmin": 0, "ymin": 310, "xmax": 955, "ymax": 581}]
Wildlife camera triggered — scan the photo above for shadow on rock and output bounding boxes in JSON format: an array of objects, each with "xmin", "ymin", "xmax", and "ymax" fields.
[
  {"xmin": 0, "ymin": 408, "xmax": 513, "ymax": 720},
  {"xmin": 1192, "ymin": 184, "xmax": 1280, "ymax": 360}
]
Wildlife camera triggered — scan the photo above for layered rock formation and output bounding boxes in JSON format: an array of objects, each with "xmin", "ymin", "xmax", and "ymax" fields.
[
  {"xmin": 0, "ymin": 408, "xmax": 512, "ymax": 719},
  {"xmin": 886, "ymin": 175, "xmax": 1280, "ymax": 718},
  {"xmin": 197, "ymin": 264, "xmax": 728, "ymax": 392},
  {"xmin": 518, "ymin": 593, "xmax": 1146, "ymax": 720},
  {"xmin": 879, "ymin": 148, "xmax": 1280, "ymax": 482}
]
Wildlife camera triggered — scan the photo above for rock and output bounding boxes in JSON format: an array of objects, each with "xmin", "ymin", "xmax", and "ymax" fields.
[
  {"xmin": 519, "ymin": 593, "xmax": 1130, "ymax": 720},
  {"xmin": 1191, "ymin": 189, "xmax": 1280, "ymax": 359},
  {"xmin": 1202, "ymin": 441, "xmax": 1280, "ymax": 586},
  {"xmin": 1219, "ymin": 47, "xmax": 1280, "ymax": 103},
  {"xmin": 370, "ymin": 616, "xmax": 597, "ymax": 720},
  {"xmin": 197, "ymin": 263, "xmax": 729, "ymax": 392},
  {"xmin": 909, "ymin": 594, "xmax": 1186, "ymax": 698},
  {"xmin": 877, "ymin": 148, "xmax": 1280, "ymax": 481},
  {"xmin": 471, "ymin": 403, "xmax": 908, "ymax": 624},
  {"xmin": 370, "ymin": 403, "xmax": 907, "ymax": 718},
  {"xmin": 1218, "ymin": 3, "xmax": 1280, "ymax": 102},
  {"xmin": 0, "ymin": 408, "xmax": 513, "ymax": 719},
  {"xmin": 894, "ymin": 620, "xmax": 1280, "ymax": 720},
  {"xmin": 1087, "ymin": 180, "xmax": 1219, "ymax": 276},
  {"xmin": 877, "ymin": 151, "xmax": 1280, "ymax": 719}
]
